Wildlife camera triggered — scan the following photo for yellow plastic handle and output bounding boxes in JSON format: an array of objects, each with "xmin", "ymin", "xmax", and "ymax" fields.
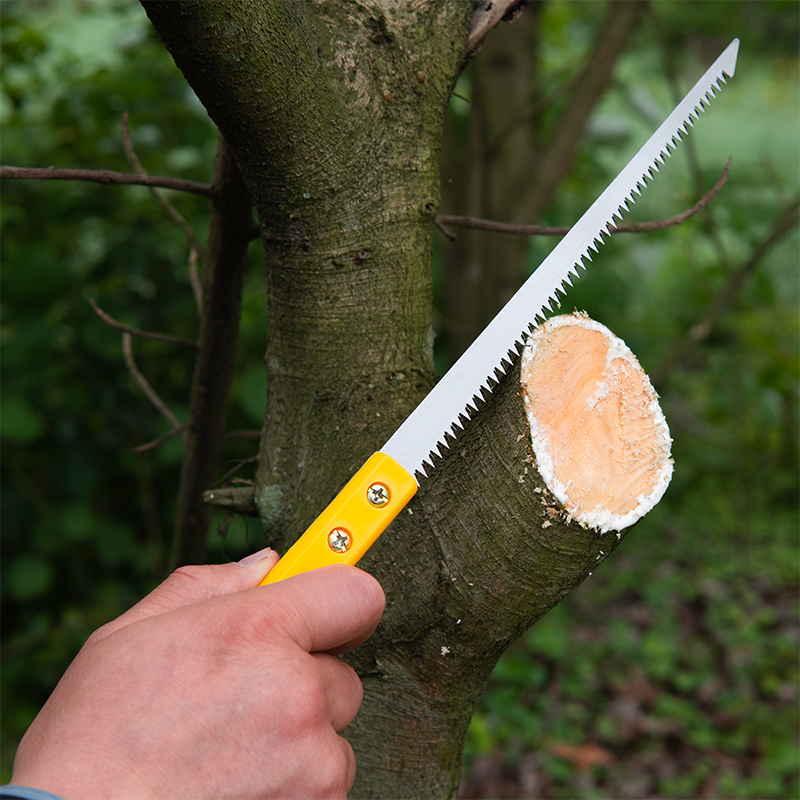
[{"xmin": 259, "ymin": 452, "xmax": 417, "ymax": 585}]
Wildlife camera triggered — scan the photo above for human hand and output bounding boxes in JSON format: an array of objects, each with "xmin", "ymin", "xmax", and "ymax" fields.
[{"xmin": 11, "ymin": 551, "xmax": 385, "ymax": 799}]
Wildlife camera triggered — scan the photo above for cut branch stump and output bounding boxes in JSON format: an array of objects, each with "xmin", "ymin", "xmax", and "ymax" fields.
[{"xmin": 521, "ymin": 311, "xmax": 673, "ymax": 533}]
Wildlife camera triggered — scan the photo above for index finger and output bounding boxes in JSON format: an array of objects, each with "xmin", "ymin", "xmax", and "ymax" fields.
[{"xmin": 259, "ymin": 565, "xmax": 385, "ymax": 654}]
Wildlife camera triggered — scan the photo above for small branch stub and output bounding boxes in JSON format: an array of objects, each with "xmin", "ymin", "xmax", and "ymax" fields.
[
  {"xmin": 521, "ymin": 312, "xmax": 673, "ymax": 533},
  {"xmin": 202, "ymin": 486, "xmax": 258, "ymax": 516}
]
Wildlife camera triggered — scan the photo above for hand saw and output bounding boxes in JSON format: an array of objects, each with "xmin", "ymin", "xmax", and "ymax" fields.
[{"xmin": 261, "ymin": 38, "xmax": 739, "ymax": 586}]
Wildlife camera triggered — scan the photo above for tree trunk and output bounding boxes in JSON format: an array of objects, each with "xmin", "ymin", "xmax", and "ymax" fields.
[{"xmin": 141, "ymin": 3, "xmax": 669, "ymax": 797}]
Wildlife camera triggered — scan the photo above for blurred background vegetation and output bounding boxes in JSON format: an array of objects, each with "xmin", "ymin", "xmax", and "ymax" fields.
[{"xmin": 1, "ymin": 1, "xmax": 797, "ymax": 797}]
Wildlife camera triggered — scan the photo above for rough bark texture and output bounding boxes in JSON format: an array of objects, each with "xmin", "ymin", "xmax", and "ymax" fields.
[
  {"xmin": 142, "ymin": 0, "xmax": 471, "ymax": 545},
  {"xmin": 141, "ymin": 3, "xmax": 637, "ymax": 796}
]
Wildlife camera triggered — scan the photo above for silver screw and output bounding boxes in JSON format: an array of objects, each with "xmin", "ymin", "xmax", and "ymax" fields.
[
  {"xmin": 366, "ymin": 482, "xmax": 390, "ymax": 507},
  {"xmin": 328, "ymin": 528, "xmax": 352, "ymax": 553}
]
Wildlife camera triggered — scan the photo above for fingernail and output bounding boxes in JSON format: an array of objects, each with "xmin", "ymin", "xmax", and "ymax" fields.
[{"xmin": 238, "ymin": 547, "xmax": 274, "ymax": 566}]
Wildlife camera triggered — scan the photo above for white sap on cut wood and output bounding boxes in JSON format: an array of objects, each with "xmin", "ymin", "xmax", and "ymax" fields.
[{"xmin": 521, "ymin": 312, "xmax": 673, "ymax": 533}]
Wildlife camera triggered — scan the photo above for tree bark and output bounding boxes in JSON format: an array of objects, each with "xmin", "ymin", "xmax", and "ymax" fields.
[{"xmin": 141, "ymin": 3, "xmax": 663, "ymax": 796}]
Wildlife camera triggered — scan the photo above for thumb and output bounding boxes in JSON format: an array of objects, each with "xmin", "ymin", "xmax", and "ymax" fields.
[{"xmin": 92, "ymin": 547, "xmax": 279, "ymax": 641}]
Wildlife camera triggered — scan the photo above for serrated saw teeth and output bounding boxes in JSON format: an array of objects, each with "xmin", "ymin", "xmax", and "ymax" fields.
[{"xmin": 380, "ymin": 39, "xmax": 738, "ymax": 479}]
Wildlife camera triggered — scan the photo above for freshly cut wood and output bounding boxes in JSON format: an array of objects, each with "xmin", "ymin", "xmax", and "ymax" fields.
[{"xmin": 521, "ymin": 311, "xmax": 673, "ymax": 533}]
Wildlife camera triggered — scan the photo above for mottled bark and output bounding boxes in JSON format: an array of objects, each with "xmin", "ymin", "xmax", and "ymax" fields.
[{"xmin": 142, "ymin": 0, "xmax": 472, "ymax": 551}]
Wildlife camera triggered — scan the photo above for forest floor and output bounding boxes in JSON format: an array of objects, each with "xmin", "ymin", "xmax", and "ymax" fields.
[{"xmin": 458, "ymin": 504, "xmax": 799, "ymax": 800}]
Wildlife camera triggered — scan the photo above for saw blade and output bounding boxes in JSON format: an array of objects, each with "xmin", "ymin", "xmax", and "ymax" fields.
[{"xmin": 383, "ymin": 38, "xmax": 739, "ymax": 479}]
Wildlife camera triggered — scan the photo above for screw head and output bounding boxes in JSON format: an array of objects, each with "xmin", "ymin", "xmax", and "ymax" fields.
[
  {"xmin": 366, "ymin": 482, "xmax": 390, "ymax": 507},
  {"xmin": 328, "ymin": 527, "xmax": 352, "ymax": 553}
]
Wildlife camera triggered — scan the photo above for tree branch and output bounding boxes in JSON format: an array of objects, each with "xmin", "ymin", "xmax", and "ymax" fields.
[
  {"xmin": 170, "ymin": 135, "xmax": 254, "ymax": 570},
  {"xmin": 468, "ymin": 0, "xmax": 529, "ymax": 56},
  {"xmin": 521, "ymin": 0, "xmax": 647, "ymax": 223},
  {"xmin": 132, "ymin": 424, "xmax": 189, "ymax": 454},
  {"xmin": 89, "ymin": 298, "xmax": 198, "ymax": 348},
  {"xmin": 0, "ymin": 165, "xmax": 214, "ymax": 198},
  {"xmin": 693, "ymin": 195, "xmax": 799, "ymax": 333},
  {"xmin": 438, "ymin": 158, "xmax": 731, "ymax": 238},
  {"xmin": 436, "ymin": 218, "xmax": 457, "ymax": 242},
  {"xmin": 202, "ymin": 485, "xmax": 258, "ymax": 515},
  {"xmin": 121, "ymin": 112, "xmax": 207, "ymax": 258},
  {"xmin": 122, "ymin": 333, "xmax": 185, "ymax": 434}
]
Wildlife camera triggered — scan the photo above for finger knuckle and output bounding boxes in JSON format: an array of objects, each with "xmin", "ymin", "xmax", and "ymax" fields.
[
  {"xmin": 169, "ymin": 564, "xmax": 209, "ymax": 588},
  {"xmin": 282, "ymin": 671, "xmax": 329, "ymax": 731},
  {"xmin": 305, "ymin": 740, "xmax": 352, "ymax": 798}
]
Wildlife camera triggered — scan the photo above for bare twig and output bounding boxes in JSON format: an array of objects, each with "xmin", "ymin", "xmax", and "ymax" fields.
[
  {"xmin": 614, "ymin": 158, "xmax": 731, "ymax": 232},
  {"xmin": 89, "ymin": 298, "xmax": 198, "ymax": 348},
  {"xmin": 122, "ymin": 332, "xmax": 185, "ymax": 434},
  {"xmin": 438, "ymin": 158, "xmax": 731, "ymax": 238},
  {"xmin": 188, "ymin": 248, "xmax": 203, "ymax": 312},
  {"xmin": 216, "ymin": 457, "xmax": 259, "ymax": 488},
  {"xmin": 202, "ymin": 485, "xmax": 258, "ymax": 515},
  {"xmin": 436, "ymin": 218, "xmax": 457, "ymax": 242},
  {"xmin": 437, "ymin": 215, "xmax": 570, "ymax": 237},
  {"xmin": 121, "ymin": 112, "xmax": 207, "ymax": 259},
  {"xmin": 0, "ymin": 165, "xmax": 214, "ymax": 197},
  {"xmin": 133, "ymin": 424, "xmax": 189, "ymax": 453},
  {"xmin": 467, "ymin": 0, "xmax": 527, "ymax": 55},
  {"xmin": 688, "ymin": 194, "xmax": 799, "ymax": 341},
  {"xmin": 225, "ymin": 430, "xmax": 261, "ymax": 439}
]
